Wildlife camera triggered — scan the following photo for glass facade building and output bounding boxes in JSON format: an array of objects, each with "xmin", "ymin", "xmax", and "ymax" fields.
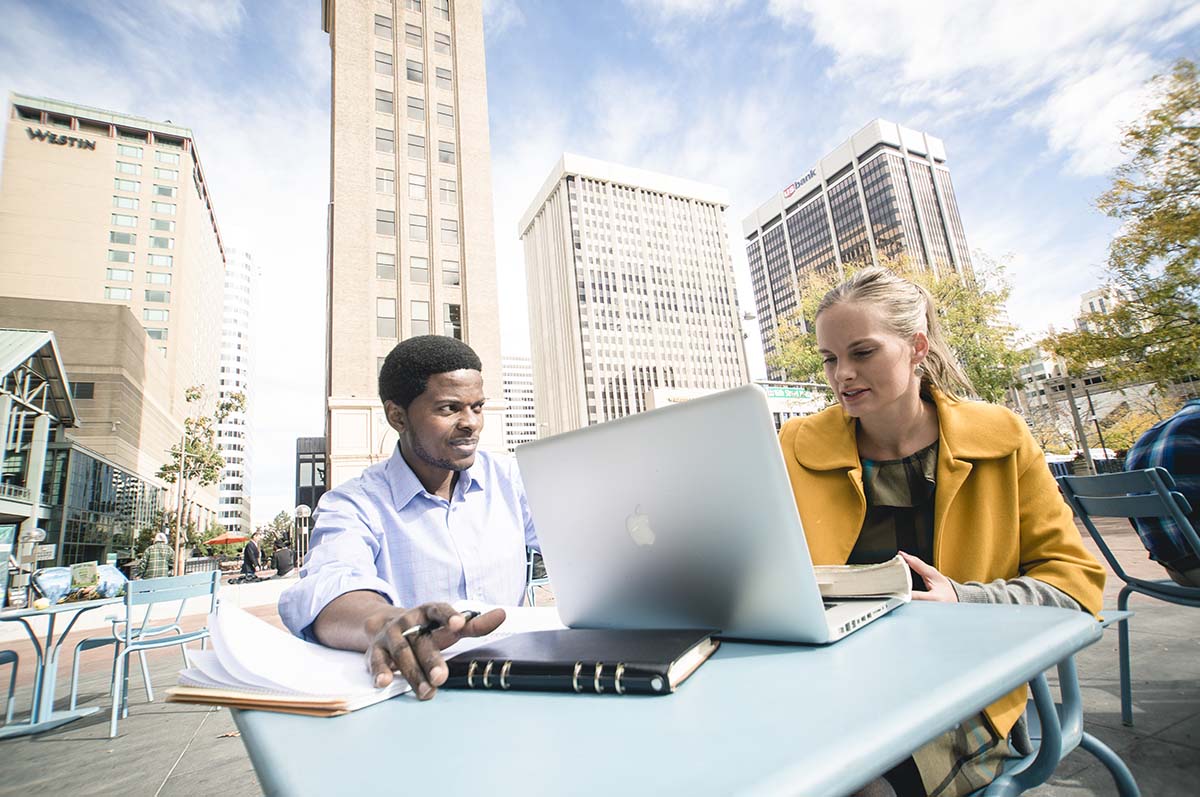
[{"xmin": 742, "ymin": 120, "xmax": 974, "ymax": 374}]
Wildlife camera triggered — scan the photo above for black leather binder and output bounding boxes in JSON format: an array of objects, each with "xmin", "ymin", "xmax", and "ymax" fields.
[{"xmin": 444, "ymin": 629, "xmax": 719, "ymax": 695}]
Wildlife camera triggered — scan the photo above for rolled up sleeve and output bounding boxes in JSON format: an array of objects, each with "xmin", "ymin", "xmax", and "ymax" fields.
[{"xmin": 278, "ymin": 490, "xmax": 401, "ymax": 641}]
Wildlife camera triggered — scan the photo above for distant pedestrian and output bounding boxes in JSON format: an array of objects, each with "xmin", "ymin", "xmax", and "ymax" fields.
[
  {"xmin": 1125, "ymin": 398, "xmax": 1200, "ymax": 587},
  {"xmin": 242, "ymin": 533, "xmax": 262, "ymax": 577},
  {"xmin": 138, "ymin": 532, "xmax": 174, "ymax": 579},
  {"xmin": 271, "ymin": 542, "xmax": 295, "ymax": 577}
]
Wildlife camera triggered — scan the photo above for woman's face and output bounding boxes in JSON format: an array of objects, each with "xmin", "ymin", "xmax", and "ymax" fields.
[{"xmin": 815, "ymin": 301, "xmax": 926, "ymax": 419}]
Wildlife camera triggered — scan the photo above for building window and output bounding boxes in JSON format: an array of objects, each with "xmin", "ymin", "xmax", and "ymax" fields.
[
  {"xmin": 443, "ymin": 302, "xmax": 461, "ymax": 339},
  {"xmin": 442, "ymin": 259, "xmax": 460, "ymax": 286},
  {"xmin": 116, "ymin": 161, "xmax": 141, "ymax": 176},
  {"xmin": 106, "ymin": 267, "xmax": 133, "ymax": 281},
  {"xmin": 411, "ymin": 300, "xmax": 430, "ymax": 335},
  {"xmin": 405, "ymin": 60, "xmax": 422, "ymax": 83},
  {"xmin": 376, "ymin": 89, "xmax": 394, "ymax": 114},
  {"xmin": 377, "ymin": 209, "xmax": 396, "ymax": 236},
  {"xmin": 375, "ymin": 14, "xmax": 393, "ymax": 37},
  {"xmin": 408, "ymin": 173, "xmax": 426, "ymax": 200},
  {"xmin": 146, "ymin": 328, "xmax": 168, "ymax": 340},
  {"xmin": 407, "ymin": 133, "xmax": 425, "ymax": 159},
  {"xmin": 104, "ymin": 287, "xmax": 132, "ymax": 300},
  {"xmin": 375, "ymin": 51, "xmax": 394, "ymax": 76},
  {"xmin": 146, "ymin": 271, "xmax": 172, "ymax": 284},
  {"xmin": 409, "ymin": 214, "xmax": 428, "ymax": 241},
  {"xmin": 376, "ymin": 127, "xmax": 395, "ymax": 153},
  {"xmin": 144, "ymin": 290, "xmax": 170, "ymax": 303},
  {"xmin": 434, "ymin": 31, "xmax": 450, "ymax": 55},
  {"xmin": 376, "ymin": 252, "xmax": 397, "ymax": 280},
  {"xmin": 155, "ymin": 151, "xmax": 181, "ymax": 165},
  {"xmin": 149, "ymin": 235, "xmax": 174, "ymax": 249},
  {"xmin": 376, "ymin": 167, "xmax": 395, "ymax": 194},
  {"xmin": 436, "ymin": 67, "xmax": 452, "ymax": 90},
  {"xmin": 107, "ymin": 249, "xmax": 135, "ymax": 263},
  {"xmin": 438, "ymin": 140, "xmax": 455, "ymax": 165},
  {"xmin": 153, "ymin": 184, "xmax": 177, "ymax": 198},
  {"xmin": 143, "ymin": 308, "xmax": 169, "ymax": 321},
  {"xmin": 439, "ymin": 178, "xmax": 456, "ymax": 204},
  {"xmin": 437, "ymin": 103, "xmax": 454, "ymax": 128},
  {"xmin": 112, "ymin": 195, "xmax": 139, "ymax": 210},
  {"xmin": 440, "ymin": 218, "xmax": 458, "ymax": 245},
  {"xmin": 154, "ymin": 167, "xmax": 178, "ymax": 180},
  {"xmin": 156, "ymin": 135, "xmax": 183, "ymax": 149},
  {"xmin": 114, "ymin": 178, "xmax": 140, "ymax": 192},
  {"xmin": 411, "ymin": 256, "xmax": 429, "ymax": 283},
  {"xmin": 377, "ymin": 297, "xmax": 397, "ymax": 338},
  {"xmin": 433, "ymin": 0, "xmax": 449, "ymax": 21},
  {"xmin": 405, "ymin": 23, "xmax": 422, "ymax": 45},
  {"xmin": 117, "ymin": 143, "xmax": 142, "ymax": 158},
  {"xmin": 407, "ymin": 96, "xmax": 425, "ymax": 121},
  {"xmin": 147, "ymin": 253, "xmax": 173, "ymax": 267},
  {"xmin": 109, "ymin": 231, "xmax": 136, "ymax": 245},
  {"xmin": 151, "ymin": 218, "xmax": 175, "ymax": 232},
  {"xmin": 406, "ymin": 0, "xmax": 422, "ymax": 11},
  {"xmin": 71, "ymin": 382, "xmax": 95, "ymax": 400},
  {"xmin": 151, "ymin": 201, "xmax": 176, "ymax": 215}
]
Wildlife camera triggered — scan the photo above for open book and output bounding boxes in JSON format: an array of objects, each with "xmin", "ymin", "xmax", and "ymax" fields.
[
  {"xmin": 166, "ymin": 602, "xmax": 566, "ymax": 717},
  {"xmin": 813, "ymin": 553, "xmax": 913, "ymax": 601}
]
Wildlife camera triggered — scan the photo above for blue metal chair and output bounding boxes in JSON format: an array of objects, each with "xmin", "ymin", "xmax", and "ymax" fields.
[
  {"xmin": 65, "ymin": 571, "xmax": 219, "ymax": 737},
  {"xmin": 0, "ymin": 650, "xmax": 17, "ymax": 724},
  {"xmin": 1056, "ymin": 467, "xmax": 1200, "ymax": 726},
  {"xmin": 525, "ymin": 547, "xmax": 550, "ymax": 606}
]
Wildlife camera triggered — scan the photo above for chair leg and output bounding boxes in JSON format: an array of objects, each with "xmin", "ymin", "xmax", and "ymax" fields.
[
  {"xmin": 1118, "ymin": 587, "xmax": 1134, "ymax": 726},
  {"xmin": 137, "ymin": 650, "xmax": 153, "ymax": 703},
  {"xmin": 69, "ymin": 644, "xmax": 84, "ymax": 712},
  {"xmin": 5, "ymin": 659, "xmax": 16, "ymax": 724},
  {"xmin": 110, "ymin": 654, "xmax": 125, "ymax": 738},
  {"xmin": 1080, "ymin": 732, "xmax": 1140, "ymax": 796}
]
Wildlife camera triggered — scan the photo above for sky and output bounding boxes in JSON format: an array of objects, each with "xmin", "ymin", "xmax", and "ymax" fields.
[{"xmin": 0, "ymin": 0, "xmax": 1197, "ymax": 524}]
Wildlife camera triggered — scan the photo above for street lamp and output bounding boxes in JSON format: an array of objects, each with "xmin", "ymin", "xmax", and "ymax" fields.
[{"xmin": 294, "ymin": 504, "xmax": 312, "ymax": 566}]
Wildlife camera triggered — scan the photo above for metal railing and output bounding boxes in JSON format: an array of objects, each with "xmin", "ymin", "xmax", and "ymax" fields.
[
  {"xmin": 0, "ymin": 482, "xmax": 31, "ymax": 502},
  {"xmin": 182, "ymin": 557, "xmax": 219, "ymax": 574}
]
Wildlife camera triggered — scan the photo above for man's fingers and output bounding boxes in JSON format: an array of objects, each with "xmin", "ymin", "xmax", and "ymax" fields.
[
  {"xmin": 381, "ymin": 623, "xmax": 434, "ymax": 699},
  {"xmin": 421, "ymin": 602, "xmax": 463, "ymax": 631},
  {"xmin": 366, "ymin": 645, "xmax": 396, "ymax": 689},
  {"xmin": 463, "ymin": 607, "xmax": 506, "ymax": 637},
  {"xmin": 408, "ymin": 632, "xmax": 450, "ymax": 687}
]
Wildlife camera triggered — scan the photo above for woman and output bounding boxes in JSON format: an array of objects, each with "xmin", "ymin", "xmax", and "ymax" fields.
[{"xmin": 778, "ymin": 268, "xmax": 1105, "ymax": 797}]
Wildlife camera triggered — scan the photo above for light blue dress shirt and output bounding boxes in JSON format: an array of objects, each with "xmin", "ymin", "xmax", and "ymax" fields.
[{"xmin": 279, "ymin": 446, "xmax": 538, "ymax": 640}]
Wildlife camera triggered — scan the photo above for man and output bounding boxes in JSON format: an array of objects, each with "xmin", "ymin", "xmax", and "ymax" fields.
[
  {"xmin": 138, "ymin": 532, "xmax": 174, "ymax": 579},
  {"xmin": 279, "ymin": 336, "xmax": 537, "ymax": 699},
  {"xmin": 242, "ymin": 533, "xmax": 262, "ymax": 578},
  {"xmin": 270, "ymin": 540, "xmax": 295, "ymax": 577},
  {"xmin": 1126, "ymin": 398, "xmax": 1200, "ymax": 586}
]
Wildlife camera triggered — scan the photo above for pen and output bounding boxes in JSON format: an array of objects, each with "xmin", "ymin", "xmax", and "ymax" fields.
[{"xmin": 400, "ymin": 609, "xmax": 482, "ymax": 639}]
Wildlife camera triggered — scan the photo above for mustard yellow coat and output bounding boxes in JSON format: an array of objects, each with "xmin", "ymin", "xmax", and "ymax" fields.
[{"xmin": 778, "ymin": 392, "xmax": 1106, "ymax": 736}]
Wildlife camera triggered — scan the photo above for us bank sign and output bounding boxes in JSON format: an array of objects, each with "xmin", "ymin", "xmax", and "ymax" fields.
[
  {"xmin": 26, "ymin": 127, "xmax": 97, "ymax": 150},
  {"xmin": 782, "ymin": 168, "xmax": 817, "ymax": 199}
]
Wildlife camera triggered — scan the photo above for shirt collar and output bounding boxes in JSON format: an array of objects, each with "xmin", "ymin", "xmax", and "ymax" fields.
[{"xmin": 386, "ymin": 444, "xmax": 486, "ymax": 509}]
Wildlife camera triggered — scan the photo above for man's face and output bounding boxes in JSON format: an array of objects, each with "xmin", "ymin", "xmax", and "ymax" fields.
[{"xmin": 386, "ymin": 369, "xmax": 485, "ymax": 473}]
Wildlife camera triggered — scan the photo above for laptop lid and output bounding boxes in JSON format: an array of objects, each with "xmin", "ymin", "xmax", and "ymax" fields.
[{"xmin": 516, "ymin": 384, "xmax": 838, "ymax": 643}]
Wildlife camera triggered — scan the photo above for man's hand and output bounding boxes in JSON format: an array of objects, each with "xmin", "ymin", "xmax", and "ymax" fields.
[
  {"xmin": 898, "ymin": 551, "xmax": 959, "ymax": 603},
  {"xmin": 362, "ymin": 603, "xmax": 506, "ymax": 699}
]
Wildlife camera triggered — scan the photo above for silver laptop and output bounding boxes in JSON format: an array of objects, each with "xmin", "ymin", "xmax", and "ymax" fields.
[{"xmin": 515, "ymin": 383, "xmax": 904, "ymax": 643}]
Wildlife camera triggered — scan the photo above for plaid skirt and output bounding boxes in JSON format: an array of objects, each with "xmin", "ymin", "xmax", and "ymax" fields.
[{"xmin": 911, "ymin": 712, "xmax": 1010, "ymax": 797}]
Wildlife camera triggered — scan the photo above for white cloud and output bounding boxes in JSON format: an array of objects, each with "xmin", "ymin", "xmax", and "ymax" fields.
[
  {"xmin": 626, "ymin": 0, "xmax": 748, "ymax": 19},
  {"xmin": 483, "ymin": 0, "xmax": 526, "ymax": 38}
]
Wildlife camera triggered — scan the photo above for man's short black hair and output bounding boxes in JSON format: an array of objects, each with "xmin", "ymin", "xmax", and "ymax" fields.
[{"xmin": 378, "ymin": 335, "xmax": 483, "ymax": 408}]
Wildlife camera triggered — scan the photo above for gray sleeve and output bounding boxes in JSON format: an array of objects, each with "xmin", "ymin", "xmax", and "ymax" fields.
[{"xmin": 950, "ymin": 576, "xmax": 1082, "ymax": 610}]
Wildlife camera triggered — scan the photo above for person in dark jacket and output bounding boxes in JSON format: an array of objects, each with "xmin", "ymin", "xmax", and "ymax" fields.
[
  {"xmin": 242, "ymin": 533, "xmax": 262, "ymax": 576},
  {"xmin": 271, "ymin": 542, "xmax": 295, "ymax": 577}
]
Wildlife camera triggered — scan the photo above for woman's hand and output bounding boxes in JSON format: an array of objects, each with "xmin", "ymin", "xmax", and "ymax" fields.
[{"xmin": 898, "ymin": 551, "xmax": 959, "ymax": 603}]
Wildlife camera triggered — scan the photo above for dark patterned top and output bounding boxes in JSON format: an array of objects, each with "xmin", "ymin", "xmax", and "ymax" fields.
[{"xmin": 848, "ymin": 440, "xmax": 939, "ymax": 572}]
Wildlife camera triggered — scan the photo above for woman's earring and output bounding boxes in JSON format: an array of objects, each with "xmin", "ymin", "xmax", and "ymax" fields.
[{"xmin": 914, "ymin": 363, "xmax": 926, "ymax": 377}]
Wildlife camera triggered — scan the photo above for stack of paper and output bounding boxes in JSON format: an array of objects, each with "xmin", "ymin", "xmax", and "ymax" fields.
[{"xmin": 167, "ymin": 602, "xmax": 565, "ymax": 716}]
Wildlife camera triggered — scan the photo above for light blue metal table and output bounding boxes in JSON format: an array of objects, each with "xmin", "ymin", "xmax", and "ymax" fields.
[
  {"xmin": 0, "ymin": 596, "xmax": 121, "ymax": 738},
  {"xmin": 232, "ymin": 604, "xmax": 1109, "ymax": 796}
]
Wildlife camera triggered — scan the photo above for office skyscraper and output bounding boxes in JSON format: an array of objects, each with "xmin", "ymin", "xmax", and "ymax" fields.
[
  {"xmin": 520, "ymin": 154, "xmax": 749, "ymax": 437},
  {"xmin": 742, "ymin": 119, "xmax": 973, "ymax": 370},
  {"xmin": 0, "ymin": 93, "xmax": 226, "ymax": 528},
  {"xmin": 322, "ymin": 0, "xmax": 503, "ymax": 488},
  {"xmin": 216, "ymin": 247, "xmax": 256, "ymax": 537},
  {"xmin": 501, "ymin": 355, "xmax": 536, "ymax": 453}
]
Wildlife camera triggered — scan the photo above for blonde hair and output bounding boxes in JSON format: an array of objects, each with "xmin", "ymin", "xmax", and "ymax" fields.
[{"xmin": 815, "ymin": 266, "xmax": 974, "ymax": 401}]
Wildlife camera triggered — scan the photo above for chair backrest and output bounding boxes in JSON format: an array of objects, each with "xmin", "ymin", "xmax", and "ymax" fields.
[
  {"xmin": 123, "ymin": 570, "xmax": 219, "ymax": 641},
  {"xmin": 1057, "ymin": 467, "xmax": 1200, "ymax": 584}
]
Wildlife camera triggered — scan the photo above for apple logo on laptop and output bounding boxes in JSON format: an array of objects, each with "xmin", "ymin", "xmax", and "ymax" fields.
[{"xmin": 625, "ymin": 505, "xmax": 656, "ymax": 546}]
